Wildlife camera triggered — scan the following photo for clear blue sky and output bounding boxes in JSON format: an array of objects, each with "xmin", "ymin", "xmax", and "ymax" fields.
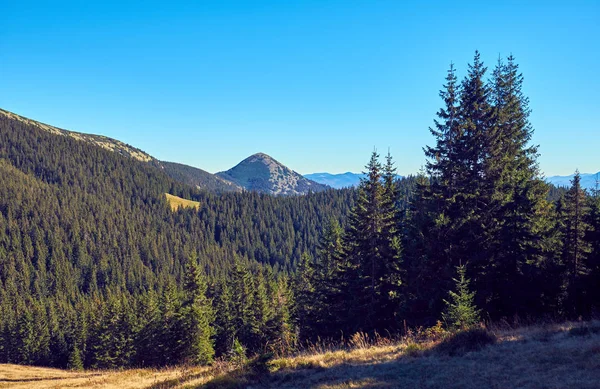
[{"xmin": 1, "ymin": 0, "xmax": 598, "ymax": 176}]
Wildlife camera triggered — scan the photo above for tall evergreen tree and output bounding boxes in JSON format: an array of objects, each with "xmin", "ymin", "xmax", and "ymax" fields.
[
  {"xmin": 229, "ymin": 257, "xmax": 257, "ymax": 352},
  {"xmin": 483, "ymin": 55, "xmax": 555, "ymax": 317},
  {"xmin": 339, "ymin": 150, "xmax": 404, "ymax": 333},
  {"xmin": 407, "ymin": 52, "xmax": 555, "ymax": 323},
  {"xmin": 377, "ymin": 152, "xmax": 404, "ymax": 328},
  {"xmin": 314, "ymin": 218, "xmax": 346, "ymax": 338},
  {"xmin": 180, "ymin": 255, "xmax": 215, "ymax": 365},
  {"xmin": 586, "ymin": 175, "xmax": 600, "ymax": 313},
  {"xmin": 213, "ymin": 278, "xmax": 235, "ymax": 356},
  {"xmin": 293, "ymin": 253, "xmax": 318, "ymax": 340},
  {"xmin": 343, "ymin": 150, "xmax": 385, "ymax": 332},
  {"xmin": 560, "ymin": 172, "xmax": 592, "ymax": 316}
]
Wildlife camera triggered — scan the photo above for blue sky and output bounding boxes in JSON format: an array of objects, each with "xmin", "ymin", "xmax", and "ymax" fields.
[{"xmin": 1, "ymin": 1, "xmax": 598, "ymax": 176}]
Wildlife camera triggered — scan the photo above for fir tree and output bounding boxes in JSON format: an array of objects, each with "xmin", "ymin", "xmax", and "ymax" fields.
[
  {"xmin": 213, "ymin": 279, "xmax": 235, "ymax": 357},
  {"xmin": 442, "ymin": 265, "xmax": 481, "ymax": 330},
  {"xmin": 560, "ymin": 171, "xmax": 592, "ymax": 316},
  {"xmin": 314, "ymin": 218, "xmax": 346, "ymax": 338},
  {"xmin": 180, "ymin": 255, "xmax": 215, "ymax": 365},
  {"xmin": 340, "ymin": 150, "xmax": 404, "ymax": 333},
  {"xmin": 292, "ymin": 253, "xmax": 317, "ymax": 340},
  {"xmin": 483, "ymin": 55, "xmax": 555, "ymax": 317},
  {"xmin": 343, "ymin": 150, "xmax": 385, "ymax": 332},
  {"xmin": 67, "ymin": 345, "xmax": 84, "ymax": 371},
  {"xmin": 133, "ymin": 291, "xmax": 162, "ymax": 367},
  {"xmin": 229, "ymin": 257, "xmax": 258, "ymax": 353},
  {"xmin": 586, "ymin": 175, "xmax": 600, "ymax": 312},
  {"xmin": 378, "ymin": 151, "xmax": 404, "ymax": 327},
  {"xmin": 269, "ymin": 277, "xmax": 296, "ymax": 355}
]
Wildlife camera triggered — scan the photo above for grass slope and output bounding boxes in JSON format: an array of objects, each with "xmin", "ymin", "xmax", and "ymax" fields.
[
  {"xmin": 165, "ymin": 193, "xmax": 201, "ymax": 211},
  {"xmin": 1, "ymin": 321, "xmax": 599, "ymax": 389}
]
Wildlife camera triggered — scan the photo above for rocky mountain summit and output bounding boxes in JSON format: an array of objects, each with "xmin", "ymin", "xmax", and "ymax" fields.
[{"xmin": 217, "ymin": 153, "xmax": 329, "ymax": 195}]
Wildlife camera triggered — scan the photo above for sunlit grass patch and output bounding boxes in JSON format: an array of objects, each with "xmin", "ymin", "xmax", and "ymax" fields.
[{"xmin": 165, "ymin": 193, "xmax": 200, "ymax": 211}]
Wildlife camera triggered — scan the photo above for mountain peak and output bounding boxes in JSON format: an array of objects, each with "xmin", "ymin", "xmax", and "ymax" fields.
[
  {"xmin": 217, "ymin": 153, "xmax": 328, "ymax": 195},
  {"xmin": 248, "ymin": 152, "xmax": 271, "ymax": 159}
]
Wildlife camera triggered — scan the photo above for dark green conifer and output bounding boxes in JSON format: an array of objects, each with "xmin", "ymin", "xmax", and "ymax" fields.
[
  {"xmin": 586, "ymin": 176, "xmax": 600, "ymax": 312},
  {"xmin": 442, "ymin": 265, "xmax": 481, "ymax": 330},
  {"xmin": 560, "ymin": 171, "xmax": 592, "ymax": 316},
  {"xmin": 180, "ymin": 255, "xmax": 215, "ymax": 365},
  {"xmin": 67, "ymin": 345, "xmax": 84, "ymax": 371}
]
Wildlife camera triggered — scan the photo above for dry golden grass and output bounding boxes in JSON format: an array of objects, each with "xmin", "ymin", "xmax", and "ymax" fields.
[
  {"xmin": 2, "ymin": 320, "xmax": 600, "ymax": 389},
  {"xmin": 165, "ymin": 193, "xmax": 201, "ymax": 211},
  {"xmin": 0, "ymin": 364, "xmax": 218, "ymax": 389}
]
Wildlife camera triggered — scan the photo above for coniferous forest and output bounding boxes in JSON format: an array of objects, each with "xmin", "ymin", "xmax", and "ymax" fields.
[{"xmin": 0, "ymin": 52, "xmax": 598, "ymax": 370}]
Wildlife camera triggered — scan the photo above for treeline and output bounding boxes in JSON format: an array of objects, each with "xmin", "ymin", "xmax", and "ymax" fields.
[
  {"xmin": 0, "ymin": 255, "xmax": 295, "ymax": 369},
  {"xmin": 294, "ymin": 52, "xmax": 600, "ymax": 341}
]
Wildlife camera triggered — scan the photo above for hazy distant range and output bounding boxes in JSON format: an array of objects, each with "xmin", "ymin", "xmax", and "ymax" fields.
[{"xmin": 305, "ymin": 172, "xmax": 600, "ymax": 190}]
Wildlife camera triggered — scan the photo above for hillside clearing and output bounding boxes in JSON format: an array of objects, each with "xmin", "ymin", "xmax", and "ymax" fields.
[
  {"xmin": 2, "ymin": 320, "xmax": 599, "ymax": 389},
  {"xmin": 165, "ymin": 193, "xmax": 200, "ymax": 211}
]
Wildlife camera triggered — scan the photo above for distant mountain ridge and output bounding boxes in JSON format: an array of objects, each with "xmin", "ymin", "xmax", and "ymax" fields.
[
  {"xmin": 217, "ymin": 153, "xmax": 329, "ymax": 195},
  {"xmin": 304, "ymin": 172, "xmax": 365, "ymax": 189},
  {"xmin": 308, "ymin": 170, "xmax": 600, "ymax": 192},
  {"xmin": 546, "ymin": 172, "xmax": 599, "ymax": 191},
  {"xmin": 305, "ymin": 172, "xmax": 403, "ymax": 189}
]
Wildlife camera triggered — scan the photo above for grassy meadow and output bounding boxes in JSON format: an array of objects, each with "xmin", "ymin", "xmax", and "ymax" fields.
[
  {"xmin": 165, "ymin": 193, "xmax": 201, "ymax": 211},
  {"xmin": 2, "ymin": 320, "xmax": 599, "ymax": 389}
]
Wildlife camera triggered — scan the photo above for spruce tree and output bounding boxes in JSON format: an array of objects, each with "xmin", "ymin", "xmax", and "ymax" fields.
[
  {"xmin": 133, "ymin": 291, "xmax": 162, "ymax": 367},
  {"xmin": 67, "ymin": 345, "xmax": 84, "ymax": 371},
  {"xmin": 442, "ymin": 265, "xmax": 481, "ymax": 330},
  {"xmin": 158, "ymin": 282, "xmax": 183, "ymax": 366},
  {"xmin": 230, "ymin": 256, "xmax": 257, "ymax": 353},
  {"xmin": 343, "ymin": 150, "xmax": 385, "ymax": 332},
  {"xmin": 213, "ymin": 278, "xmax": 235, "ymax": 357},
  {"xmin": 560, "ymin": 171, "xmax": 592, "ymax": 316},
  {"xmin": 267, "ymin": 277, "xmax": 296, "ymax": 355},
  {"xmin": 314, "ymin": 218, "xmax": 346, "ymax": 338},
  {"xmin": 180, "ymin": 255, "xmax": 215, "ymax": 365},
  {"xmin": 409, "ymin": 52, "xmax": 555, "ymax": 323},
  {"xmin": 376, "ymin": 152, "xmax": 404, "ymax": 328},
  {"xmin": 483, "ymin": 55, "xmax": 555, "ymax": 317},
  {"xmin": 586, "ymin": 175, "xmax": 600, "ymax": 312},
  {"xmin": 340, "ymin": 150, "xmax": 404, "ymax": 333},
  {"xmin": 406, "ymin": 59, "xmax": 475, "ymax": 324},
  {"xmin": 292, "ymin": 253, "xmax": 317, "ymax": 340}
]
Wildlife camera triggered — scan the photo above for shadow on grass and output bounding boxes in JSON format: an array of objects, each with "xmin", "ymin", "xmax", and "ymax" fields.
[
  {"xmin": 195, "ymin": 329, "xmax": 499, "ymax": 388},
  {"xmin": 430, "ymin": 328, "xmax": 496, "ymax": 357},
  {"xmin": 145, "ymin": 369, "xmax": 216, "ymax": 389},
  {"xmin": 196, "ymin": 352, "xmax": 430, "ymax": 389},
  {"xmin": 0, "ymin": 372, "xmax": 102, "ymax": 383}
]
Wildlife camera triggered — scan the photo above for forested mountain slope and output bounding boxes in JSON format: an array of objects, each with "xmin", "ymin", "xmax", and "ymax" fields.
[
  {"xmin": 0, "ymin": 109, "xmax": 242, "ymax": 194},
  {"xmin": 0, "ymin": 110, "xmax": 353, "ymax": 285},
  {"xmin": 160, "ymin": 161, "xmax": 243, "ymax": 193},
  {"xmin": 0, "ymin": 109, "xmax": 360, "ymax": 368}
]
